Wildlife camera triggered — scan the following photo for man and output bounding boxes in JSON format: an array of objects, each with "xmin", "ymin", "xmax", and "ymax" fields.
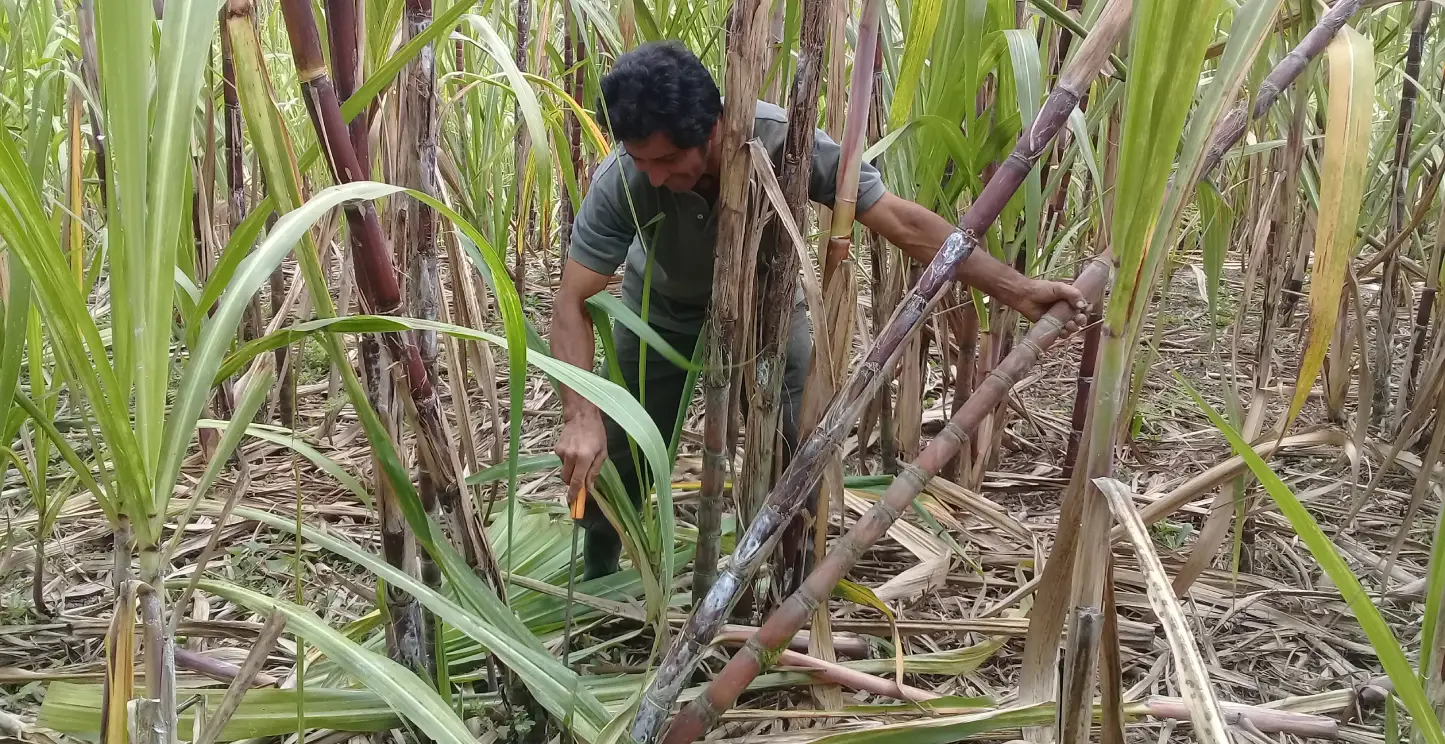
[{"xmin": 553, "ymin": 41, "xmax": 1088, "ymax": 579}]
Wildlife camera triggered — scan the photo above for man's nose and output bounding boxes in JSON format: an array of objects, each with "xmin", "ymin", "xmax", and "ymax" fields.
[{"xmin": 646, "ymin": 167, "xmax": 669, "ymax": 188}]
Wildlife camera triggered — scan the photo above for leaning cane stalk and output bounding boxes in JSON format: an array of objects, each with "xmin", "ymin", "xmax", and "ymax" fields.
[
  {"xmin": 1196, "ymin": 0, "xmax": 1366, "ymax": 178},
  {"xmin": 658, "ymin": 256, "xmax": 1115, "ymax": 744},
  {"xmin": 629, "ymin": 4, "xmax": 1133, "ymax": 740},
  {"xmin": 690, "ymin": 0, "xmax": 774, "ymax": 609}
]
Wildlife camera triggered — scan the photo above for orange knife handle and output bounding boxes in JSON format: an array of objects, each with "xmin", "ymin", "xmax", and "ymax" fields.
[{"xmin": 570, "ymin": 485, "xmax": 588, "ymax": 521}]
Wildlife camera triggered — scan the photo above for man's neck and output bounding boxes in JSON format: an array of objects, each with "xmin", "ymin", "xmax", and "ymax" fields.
[
  {"xmin": 695, "ymin": 140, "xmax": 723, "ymax": 203},
  {"xmin": 694, "ymin": 174, "xmax": 720, "ymax": 204}
]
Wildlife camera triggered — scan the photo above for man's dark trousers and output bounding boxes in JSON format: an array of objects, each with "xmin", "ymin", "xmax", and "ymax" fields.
[{"xmin": 578, "ymin": 303, "xmax": 813, "ymax": 579}]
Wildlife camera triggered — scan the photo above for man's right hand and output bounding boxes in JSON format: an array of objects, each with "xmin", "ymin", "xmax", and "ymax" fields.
[{"xmin": 557, "ymin": 412, "xmax": 608, "ymax": 510}]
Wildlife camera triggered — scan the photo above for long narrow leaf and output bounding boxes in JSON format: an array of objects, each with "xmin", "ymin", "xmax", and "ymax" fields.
[
  {"xmin": 216, "ymin": 507, "xmax": 612, "ymax": 741},
  {"xmin": 194, "ymin": 581, "xmax": 478, "ymax": 744},
  {"xmin": 1180, "ymin": 375, "xmax": 1445, "ymax": 744},
  {"xmin": 1285, "ymin": 25, "xmax": 1373, "ymax": 429}
]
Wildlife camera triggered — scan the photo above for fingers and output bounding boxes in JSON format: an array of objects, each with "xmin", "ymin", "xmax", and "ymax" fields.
[
  {"xmin": 559, "ymin": 449, "xmax": 577, "ymax": 493},
  {"xmin": 1059, "ymin": 283, "xmax": 1087, "ymax": 310},
  {"xmin": 584, "ymin": 452, "xmax": 605, "ymax": 497},
  {"xmin": 563, "ymin": 445, "xmax": 584, "ymax": 499}
]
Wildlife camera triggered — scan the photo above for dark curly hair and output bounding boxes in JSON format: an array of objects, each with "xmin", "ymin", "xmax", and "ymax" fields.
[{"xmin": 599, "ymin": 41, "xmax": 722, "ymax": 149}]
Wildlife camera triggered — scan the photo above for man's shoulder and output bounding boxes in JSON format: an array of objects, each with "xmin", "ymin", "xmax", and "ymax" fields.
[
  {"xmin": 752, "ymin": 99, "xmax": 788, "ymax": 124},
  {"xmin": 720, "ymin": 95, "xmax": 788, "ymax": 126},
  {"xmin": 748, "ymin": 99, "xmax": 791, "ymax": 157}
]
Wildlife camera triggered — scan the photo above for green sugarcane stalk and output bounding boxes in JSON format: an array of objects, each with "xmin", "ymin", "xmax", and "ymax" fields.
[
  {"xmin": 512, "ymin": 0, "xmax": 531, "ymax": 299},
  {"xmin": 690, "ymin": 0, "xmax": 774, "ymax": 610},
  {"xmin": 629, "ymin": 3, "xmax": 1131, "ymax": 740},
  {"xmin": 218, "ymin": 7, "xmax": 267, "ymax": 349},
  {"xmin": 1066, "ymin": 0, "xmax": 1364, "ymax": 732}
]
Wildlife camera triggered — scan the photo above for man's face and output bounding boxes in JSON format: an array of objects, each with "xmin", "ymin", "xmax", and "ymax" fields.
[{"xmin": 623, "ymin": 131, "xmax": 710, "ymax": 192}]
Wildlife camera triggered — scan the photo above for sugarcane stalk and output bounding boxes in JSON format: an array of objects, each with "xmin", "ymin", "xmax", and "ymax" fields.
[
  {"xmin": 689, "ymin": 0, "xmax": 774, "ymax": 611},
  {"xmin": 1061, "ymin": 132, "xmax": 1113, "ymax": 483},
  {"xmin": 274, "ymin": 0, "xmax": 505, "ymax": 664},
  {"xmin": 395, "ymin": 0, "xmax": 448, "ymax": 686},
  {"xmin": 1265, "ymin": 86, "xmax": 1312, "ymax": 335},
  {"xmin": 739, "ymin": 0, "xmax": 833, "ymax": 600},
  {"xmin": 944, "ymin": 296, "xmax": 977, "ymax": 481},
  {"xmin": 869, "ymin": 224, "xmax": 897, "ymax": 476},
  {"xmin": 1276, "ymin": 88, "xmax": 1313, "ymax": 327},
  {"xmin": 268, "ymin": 247, "xmax": 296, "ymax": 429},
  {"xmin": 1063, "ymin": 310, "xmax": 1102, "ymax": 478},
  {"xmin": 1058, "ymin": 607, "xmax": 1104, "ymax": 744},
  {"xmin": 791, "ymin": 0, "xmax": 882, "ymax": 595},
  {"xmin": 325, "ymin": 0, "xmax": 368, "ymax": 172},
  {"xmin": 137, "ymin": 584, "xmax": 176, "ymax": 744},
  {"xmin": 1064, "ymin": 87, "xmax": 1117, "ymax": 480},
  {"xmin": 218, "ymin": 8, "xmax": 264, "ymax": 349},
  {"xmin": 820, "ymin": 0, "xmax": 880, "ymax": 278},
  {"xmin": 1410, "ymin": 175, "xmax": 1445, "ymax": 404},
  {"xmin": 1063, "ymin": 0, "xmax": 1364, "ymax": 732},
  {"xmin": 1197, "ymin": 0, "xmax": 1365, "ymax": 178},
  {"xmin": 660, "ymin": 256, "xmax": 1115, "ymax": 744},
  {"xmin": 360, "ymin": 333, "xmax": 428, "ymax": 674},
  {"xmin": 75, "ymin": 0, "xmax": 108, "ymax": 208},
  {"xmin": 512, "ymin": 0, "xmax": 531, "ymax": 298},
  {"xmin": 558, "ymin": 0, "xmax": 585, "ymax": 264},
  {"xmin": 895, "ymin": 266, "xmax": 926, "ymax": 464},
  {"xmin": 630, "ymin": 6, "xmax": 1132, "ymax": 739},
  {"xmin": 1389, "ymin": 2, "xmax": 1432, "ymax": 428}
]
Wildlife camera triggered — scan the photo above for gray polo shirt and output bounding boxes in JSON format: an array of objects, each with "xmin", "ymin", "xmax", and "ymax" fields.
[{"xmin": 568, "ymin": 99, "xmax": 888, "ymax": 334}]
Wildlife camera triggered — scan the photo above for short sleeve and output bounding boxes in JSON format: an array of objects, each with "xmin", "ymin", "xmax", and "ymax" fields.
[
  {"xmin": 568, "ymin": 155, "xmax": 638, "ymax": 276},
  {"xmin": 808, "ymin": 127, "xmax": 888, "ymax": 213}
]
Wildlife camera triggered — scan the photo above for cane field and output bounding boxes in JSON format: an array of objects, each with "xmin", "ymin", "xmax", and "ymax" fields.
[{"xmin": 0, "ymin": 1, "xmax": 1443, "ymax": 744}]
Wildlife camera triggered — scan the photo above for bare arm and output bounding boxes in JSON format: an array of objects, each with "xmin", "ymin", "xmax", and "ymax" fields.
[
  {"xmin": 552, "ymin": 257, "xmax": 615, "ymax": 499},
  {"xmin": 856, "ymin": 192, "xmax": 1088, "ymax": 327}
]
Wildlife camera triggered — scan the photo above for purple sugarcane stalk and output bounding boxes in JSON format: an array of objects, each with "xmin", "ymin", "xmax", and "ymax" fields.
[{"xmin": 661, "ymin": 256, "xmax": 1113, "ymax": 744}]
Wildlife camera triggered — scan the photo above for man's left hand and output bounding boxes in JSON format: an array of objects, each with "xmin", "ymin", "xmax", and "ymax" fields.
[{"xmin": 1006, "ymin": 278, "xmax": 1090, "ymax": 333}]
